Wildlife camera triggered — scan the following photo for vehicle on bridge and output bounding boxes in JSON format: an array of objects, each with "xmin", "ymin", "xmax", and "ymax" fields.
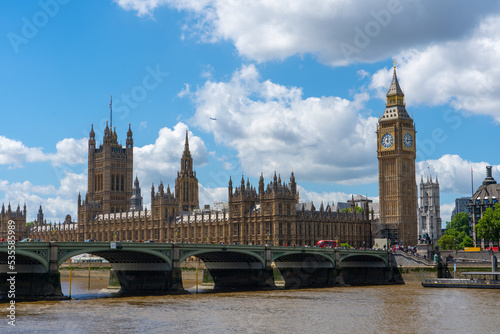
[{"xmin": 316, "ymin": 240, "xmax": 339, "ymax": 248}]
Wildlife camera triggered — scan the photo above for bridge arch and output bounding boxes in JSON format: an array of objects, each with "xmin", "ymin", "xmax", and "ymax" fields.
[
  {"xmin": 179, "ymin": 249, "xmax": 265, "ymax": 268},
  {"xmin": 0, "ymin": 248, "xmax": 50, "ymax": 272},
  {"xmin": 272, "ymin": 251, "xmax": 335, "ymax": 267},
  {"xmin": 178, "ymin": 247, "xmax": 271, "ymax": 289},
  {"xmin": 57, "ymin": 247, "xmax": 172, "ymax": 270},
  {"xmin": 339, "ymin": 253, "xmax": 388, "ymax": 267}
]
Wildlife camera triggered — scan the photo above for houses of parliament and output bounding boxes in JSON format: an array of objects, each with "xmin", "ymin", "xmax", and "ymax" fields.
[
  {"xmin": 1, "ymin": 120, "xmax": 371, "ymax": 247},
  {"xmin": 1, "ymin": 64, "xmax": 418, "ymax": 247}
]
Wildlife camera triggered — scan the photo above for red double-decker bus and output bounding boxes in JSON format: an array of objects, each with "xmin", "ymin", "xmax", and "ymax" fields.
[{"xmin": 317, "ymin": 240, "xmax": 339, "ymax": 248}]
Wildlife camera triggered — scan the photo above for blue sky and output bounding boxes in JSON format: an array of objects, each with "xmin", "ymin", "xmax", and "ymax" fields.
[{"xmin": 1, "ymin": 0, "xmax": 499, "ymax": 222}]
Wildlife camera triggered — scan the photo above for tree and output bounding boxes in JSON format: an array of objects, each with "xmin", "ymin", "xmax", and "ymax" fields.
[
  {"xmin": 437, "ymin": 229, "xmax": 473, "ymax": 250},
  {"xmin": 340, "ymin": 206, "xmax": 363, "ymax": 213},
  {"xmin": 446, "ymin": 212, "xmax": 471, "ymax": 236},
  {"xmin": 475, "ymin": 203, "xmax": 500, "ymax": 246},
  {"xmin": 438, "ymin": 233, "xmax": 456, "ymax": 250}
]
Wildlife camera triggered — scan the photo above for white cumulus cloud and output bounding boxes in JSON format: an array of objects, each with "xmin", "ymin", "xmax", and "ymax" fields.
[
  {"xmin": 370, "ymin": 15, "xmax": 500, "ymax": 122},
  {"xmin": 417, "ymin": 154, "xmax": 500, "ymax": 194},
  {"xmin": 191, "ymin": 64, "xmax": 378, "ymax": 184},
  {"xmin": 115, "ymin": 0, "xmax": 497, "ymax": 66},
  {"xmin": 134, "ymin": 123, "xmax": 209, "ymax": 197}
]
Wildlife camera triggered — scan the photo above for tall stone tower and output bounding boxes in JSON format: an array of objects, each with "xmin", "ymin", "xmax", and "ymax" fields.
[
  {"xmin": 417, "ymin": 175, "xmax": 442, "ymax": 243},
  {"xmin": 377, "ymin": 63, "xmax": 418, "ymax": 246},
  {"xmin": 86, "ymin": 123, "xmax": 133, "ymax": 214},
  {"xmin": 175, "ymin": 130, "xmax": 199, "ymax": 211}
]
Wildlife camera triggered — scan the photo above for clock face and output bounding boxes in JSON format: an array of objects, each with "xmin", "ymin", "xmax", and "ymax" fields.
[
  {"xmin": 381, "ymin": 133, "xmax": 394, "ymax": 149},
  {"xmin": 403, "ymin": 133, "xmax": 413, "ymax": 148}
]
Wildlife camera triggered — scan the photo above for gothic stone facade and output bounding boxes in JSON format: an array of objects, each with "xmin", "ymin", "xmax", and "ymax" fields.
[
  {"xmin": 0, "ymin": 204, "xmax": 28, "ymax": 241},
  {"xmin": 377, "ymin": 64, "xmax": 418, "ymax": 246},
  {"xmin": 417, "ymin": 175, "xmax": 442, "ymax": 243},
  {"xmin": 26, "ymin": 123, "xmax": 372, "ymax": 247}
]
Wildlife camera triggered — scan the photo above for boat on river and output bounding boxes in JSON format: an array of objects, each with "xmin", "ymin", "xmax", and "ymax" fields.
[{"xmin": 422, "ymin": 272, "xmax": 500, "ymax": 289}]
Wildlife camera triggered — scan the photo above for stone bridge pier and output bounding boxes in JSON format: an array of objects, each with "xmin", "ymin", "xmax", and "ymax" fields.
[
  {"xmin": 273, "ymin": 253, "xmax": 337, "ymax": 288},
  {"xmin": 1, "ymin": 242, "xmax": 400, "ymax": 300},
  {"xmin": 180, "ymin": 246, "xmax": 275, "ymax": 290},
  {"xmin": 0, "ymin": 244, "xmax": 66, "ymax": 300}
]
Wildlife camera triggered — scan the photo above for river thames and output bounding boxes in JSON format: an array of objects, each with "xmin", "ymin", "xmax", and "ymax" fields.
[{"xmin": 2, "ymin": 276, "xmax": 499, "ymax": 333}]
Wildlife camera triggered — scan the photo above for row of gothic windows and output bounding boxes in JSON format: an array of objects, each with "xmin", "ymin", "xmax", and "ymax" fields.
[
  {"xmin": 94, "ymin": 174, "xmax": 125, "ymax": 192},
  {"xmin": 111, "ymin": 174, "xmax": 125, "ymax": 192}
]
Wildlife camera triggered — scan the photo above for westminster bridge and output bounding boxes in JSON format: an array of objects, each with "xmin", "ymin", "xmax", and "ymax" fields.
[{"xmin": 0, "ymin": 242, "xmax": 403, "ymax": 300}]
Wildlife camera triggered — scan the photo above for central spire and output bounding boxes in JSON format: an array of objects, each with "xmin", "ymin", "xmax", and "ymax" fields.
[
  {"xmin": 386, "ymin": 61, "xmax": 404, "ymax": 100},
  {"xmin": 381, "ymin": 61, "xmax": 411, "ymax": 121},
  {"xmin": 183, "ymin": 129, "xmax": 191, "ymax": 158},
  {"xmin": 180, "ymin": 129, "xmax": 193, "ymax": 173}
]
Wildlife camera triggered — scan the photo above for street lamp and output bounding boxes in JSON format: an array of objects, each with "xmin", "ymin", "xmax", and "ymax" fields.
[
  {"xmin": 206, "ymin": 233, "xmax": 210, "ymax": 244},
  {"xmin": 266, "ymin": 232, "xmax": 270, "ymax": 246},
  {"xmin": 174, "ymin": 228, "xmax": 179, "ymax": 243}
]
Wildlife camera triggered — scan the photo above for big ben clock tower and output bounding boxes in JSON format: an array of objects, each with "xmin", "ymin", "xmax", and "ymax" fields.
[{"xmin": 377, "ymin": 62, "xmax": 417, "ymax": 247}]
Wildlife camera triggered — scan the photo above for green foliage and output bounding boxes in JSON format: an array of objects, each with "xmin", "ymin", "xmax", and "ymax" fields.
[
  {"xmin": 446, "ymin": 212, "xmax": 471, "ymax": 236},
  {"xmin": 340, "ymin": 243, "xmax": 351, "ymax": 248},
  {"xmin": 340, "ymin": 206, "xmax": 363, "ymax": 213},
  {"xmin": 460, "ymin": 235, "xmax": 474, "ymax": 248},
  {"xmin": 437, "ymin": 229, "xmax": 473, "ymax": 250},
  {"xmin": 475, "ymin": 203, "xmax": 500, "ymax": 243}
]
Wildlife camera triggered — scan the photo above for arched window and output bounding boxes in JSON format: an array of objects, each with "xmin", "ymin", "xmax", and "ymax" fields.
[
  {"xmin": 111, "ymin": 174, "xmax": 115, "ymax": 191},
  {"xmin": 121, "ymin": 175, "xmax": 124, "ymax": 191}
]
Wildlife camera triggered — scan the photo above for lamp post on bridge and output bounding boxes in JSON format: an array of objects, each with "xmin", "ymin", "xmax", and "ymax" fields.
[
  {"xmin": 174, "ymin": 228, "xmax": 179, "ymax": 243},
  {"xmin": 113, "ymin": 231, "xmax": 118, "ymax": 241},
  {"xmin": 206, "ymin": 233, "xmax": 210, "ymax": 244},
  {"xmin": 266, "ymin": 232, "xmax": 270, "ymax": 246}
]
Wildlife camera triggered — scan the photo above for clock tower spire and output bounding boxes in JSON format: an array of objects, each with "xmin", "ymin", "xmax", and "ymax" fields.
[{"xmin": 377, "ymin": 62, "xmax": 417, "ymax": 247}]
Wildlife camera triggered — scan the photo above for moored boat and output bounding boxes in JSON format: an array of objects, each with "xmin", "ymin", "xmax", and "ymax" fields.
[{"xmin": 422, "ymin": 272, "xmax": 500, "ymax": 289}]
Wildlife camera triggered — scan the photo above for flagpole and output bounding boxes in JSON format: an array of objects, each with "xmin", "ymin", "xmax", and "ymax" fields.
[
  {"xmin": 109, "ymin": 95, "xmax": 113, "ymax": 130},
  {"xmin": 471, "ymin": 166, "xmax": 474, "ymax": 197}
]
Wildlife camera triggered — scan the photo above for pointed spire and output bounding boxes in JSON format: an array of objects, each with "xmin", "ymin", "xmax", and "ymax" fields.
[
  {"xmin": 184, "ymin": 129, "xmax": 190, "ymax": 156},
  {"xmin": 386, "ymin": 60, "xmax": 404, "ymax": 97},
  {"xmin": 381, "ymin": 60, "xmax": 411, "ymax": 121},
  {"xmin": 90, "ymin": 124, "xmax": 95, "ymax": 138}
]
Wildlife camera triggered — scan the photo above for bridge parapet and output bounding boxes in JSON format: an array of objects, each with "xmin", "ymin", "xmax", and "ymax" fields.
[{"xmin": 0, "ymin": 242, "xmax": 401, "ymax": 299}]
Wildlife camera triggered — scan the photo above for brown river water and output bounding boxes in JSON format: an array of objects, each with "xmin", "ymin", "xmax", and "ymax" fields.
[{"xmin": 2, "ymin": 275, "xmax": 500, "ymax": 333}]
